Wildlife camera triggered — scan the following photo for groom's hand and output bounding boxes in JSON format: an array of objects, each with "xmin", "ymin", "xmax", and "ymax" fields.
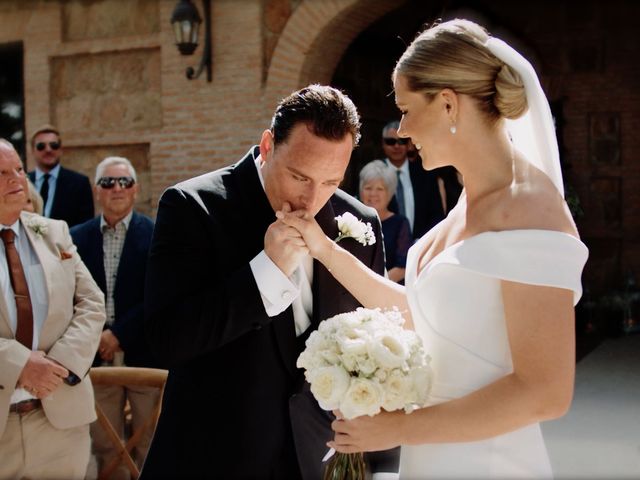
[{"xmin": 265, "ymin": 202, "xmax": 309, "ymax": 277}]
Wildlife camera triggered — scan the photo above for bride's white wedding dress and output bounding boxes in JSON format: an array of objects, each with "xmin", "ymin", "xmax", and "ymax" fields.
[{"xmin": 400, "ymin": 229, "xmax": 588, "ymax": 479}]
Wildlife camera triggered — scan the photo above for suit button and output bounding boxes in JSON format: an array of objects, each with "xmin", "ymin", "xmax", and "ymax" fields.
[{"xmin": 252, "ymin": 322, "xmax": 262, "ymax": 331}]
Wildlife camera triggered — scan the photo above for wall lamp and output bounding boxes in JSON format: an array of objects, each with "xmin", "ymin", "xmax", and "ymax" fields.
[{"xmin": 170, "ymin": 0, "xmax": 212, "ymax": 82}]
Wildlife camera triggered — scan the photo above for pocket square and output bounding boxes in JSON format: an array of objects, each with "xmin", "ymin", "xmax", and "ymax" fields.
[{"xmin": 60, "ymin": 251, "xmax": 73, "ymax": 260}]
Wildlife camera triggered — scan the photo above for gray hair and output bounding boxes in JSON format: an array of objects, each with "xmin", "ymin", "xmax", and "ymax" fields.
[
  {"xmin": 359, "ymin": 160, "xmax": 398, "ymax": 196},
  {"xmin": 381, "ymin": 120, "xmax": 400, "ymax": 138},
  {"xmin": 0, "ymin": 138, "xmax": 16, "ymax": 150},
  {"xmin": 95, "ymin": 156, "xmax": 137, "ymax": 184}
]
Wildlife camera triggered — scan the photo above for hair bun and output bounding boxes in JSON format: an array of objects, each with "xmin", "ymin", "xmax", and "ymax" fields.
[{"xmin": 494, "ymin": 63, "xmax": 527, "ymax": 119}]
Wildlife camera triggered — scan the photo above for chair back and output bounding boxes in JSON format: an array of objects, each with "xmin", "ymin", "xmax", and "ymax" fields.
[{"xmin": 89, "ymin": 367, "xmax": 168, "ymax": 480}]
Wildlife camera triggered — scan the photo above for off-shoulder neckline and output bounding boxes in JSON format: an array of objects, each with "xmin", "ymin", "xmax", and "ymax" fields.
[{"xmin": 414, "ymin": 229, "xmax": 584, "ymax": 281}]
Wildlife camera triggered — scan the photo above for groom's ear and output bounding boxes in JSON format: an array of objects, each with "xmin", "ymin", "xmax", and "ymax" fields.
[{"xmin": 259, "ymin": 129, "xmax": 274, "ymax": 161}]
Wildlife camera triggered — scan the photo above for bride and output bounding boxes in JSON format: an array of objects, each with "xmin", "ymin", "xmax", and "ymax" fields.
[{"xmin": 279, "ymin": 19, "xmax": 588, "ymax": 478}]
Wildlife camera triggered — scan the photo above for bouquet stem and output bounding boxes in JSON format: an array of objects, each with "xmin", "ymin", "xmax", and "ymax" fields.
[{"xmin": 324, "ymin": 452, "xmax": 369, "ymax": 480}]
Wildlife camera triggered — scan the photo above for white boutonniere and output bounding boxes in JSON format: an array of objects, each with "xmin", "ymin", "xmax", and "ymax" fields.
[
  {"xmin": 334, "ymin": 212, "xmax": 376, "ymax": 246},
  {"xmin": 26, "ymin": 217, "xmax": 49, "ymax": 238}
]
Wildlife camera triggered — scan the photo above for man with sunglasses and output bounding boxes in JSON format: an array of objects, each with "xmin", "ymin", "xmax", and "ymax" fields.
[
  {"xmin": 70, "ymin": 156, "xmax": 159, "ymax": 478},
  {"xmin": 27, "ymin": 125, "xmax": 94, "ymax": 228},
  {"xmin": 379, "ymin": 120, "xmax": 447, "ymax": 239}
]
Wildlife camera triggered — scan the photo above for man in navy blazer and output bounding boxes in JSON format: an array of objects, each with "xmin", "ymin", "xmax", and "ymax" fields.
[
  {"xmin": 70, "ymin": 156, "xmax": 158, "ymax": 477},
  {"xmin": 28, "ymin": 125, "xmax": 94, "ymax": 228},
  {"xmin": 141, "ymin": 86, "xmax": 399, "ymax": 479}
]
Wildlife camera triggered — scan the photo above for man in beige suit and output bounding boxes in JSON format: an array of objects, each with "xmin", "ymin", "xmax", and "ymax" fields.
[{"xmin": 0, "ymin": 139, "xmax": 106, "ymax": 479}]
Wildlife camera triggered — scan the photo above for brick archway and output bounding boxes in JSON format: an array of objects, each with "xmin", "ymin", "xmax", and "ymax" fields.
[{"xmin": 263, "ymin": 0, "xmax": 406, "ymax": 117}]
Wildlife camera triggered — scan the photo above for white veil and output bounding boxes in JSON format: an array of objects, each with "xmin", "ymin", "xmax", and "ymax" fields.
[{"xmin": 484, "ymin": 37, "xmax": 564, "ymax": 197}]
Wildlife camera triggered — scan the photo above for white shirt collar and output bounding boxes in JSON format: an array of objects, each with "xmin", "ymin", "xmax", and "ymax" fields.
[{"xmin": 385, "ymin": 157, "xmax": 409, "ymax": 175}]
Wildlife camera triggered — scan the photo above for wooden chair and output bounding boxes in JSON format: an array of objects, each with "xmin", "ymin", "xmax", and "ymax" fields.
[{"xmin": 89, "ymin": 367, "xmax": 168, "ymax": 480}]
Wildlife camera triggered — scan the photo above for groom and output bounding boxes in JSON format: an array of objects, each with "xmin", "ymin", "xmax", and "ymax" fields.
[{"xmin": 141, "ymin": 85, "xmax": 399, "ymax": 479}]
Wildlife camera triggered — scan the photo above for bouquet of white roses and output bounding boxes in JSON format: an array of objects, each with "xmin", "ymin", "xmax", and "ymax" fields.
[{"xmin": 297, "ymin": 307, "xmax": 432, "ymax": 479}]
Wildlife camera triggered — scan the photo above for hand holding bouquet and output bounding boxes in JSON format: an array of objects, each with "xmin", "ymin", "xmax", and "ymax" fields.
[{"xmin": 297, "ymin": 307, "xmax": 432, "ymax": 479}]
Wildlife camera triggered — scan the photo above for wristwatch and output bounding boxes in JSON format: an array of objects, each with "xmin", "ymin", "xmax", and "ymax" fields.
[{"xmin": 63, "ymin": 372, "xmax": 81, "ymax": 386}]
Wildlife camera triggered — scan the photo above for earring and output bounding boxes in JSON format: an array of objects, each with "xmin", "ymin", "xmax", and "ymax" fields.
[
  {"xmin": 450, "ymin": 124, "xmax": 457, "ymax": 135},
  {"xmin": 414, "ymin": 143, "xmax": 422, "ymax": 150}
]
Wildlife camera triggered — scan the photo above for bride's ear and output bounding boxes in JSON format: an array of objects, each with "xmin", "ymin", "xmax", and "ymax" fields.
[{"xmin": 440, "ymin": 88, "xmax": 458, "ymax": 122}]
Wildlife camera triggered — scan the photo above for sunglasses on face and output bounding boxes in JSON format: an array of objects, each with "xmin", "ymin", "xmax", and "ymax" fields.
[
  {"xmin": 383, "ymin": 138, "xmax": 409, "ymax": 146},
  {"xmin": 97, "ymin": 176, "xmax": 136, "ymax": 189},
  {"xmin": 35, "ymin": 141, "xmax": 61, "ymax": 151}
]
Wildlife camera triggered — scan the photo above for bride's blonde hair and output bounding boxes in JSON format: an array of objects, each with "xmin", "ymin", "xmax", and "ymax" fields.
[{"xmin": 393, "ymin": 19, "xmax": 527, "ymax": 122}]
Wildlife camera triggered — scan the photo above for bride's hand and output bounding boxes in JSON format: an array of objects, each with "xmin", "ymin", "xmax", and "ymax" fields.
[
  {"xmin": 276, "ymin": 205, "xmax": 333, "ymax": 264},
  {"xmin": 328, "ymin": 410, "xmax": 405, "ymax": 453}
]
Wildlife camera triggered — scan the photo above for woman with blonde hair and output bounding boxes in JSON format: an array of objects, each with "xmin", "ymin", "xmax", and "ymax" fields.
[{"xmin": 280, "ymin": 19, "xmax": 588, "ymax": 478}]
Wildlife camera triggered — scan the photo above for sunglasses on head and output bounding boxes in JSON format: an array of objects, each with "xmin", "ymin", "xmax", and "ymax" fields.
[
  {"xmin": 383, "ymin": 138, "xmax": 409, "ymax": 146},
  {"xmin": 97, "ymin": 176, "xmax": 136, "ymax": 189},
  {"xmin": 35, "ymin": 141, "xmax": 61, "ymax": 151}
]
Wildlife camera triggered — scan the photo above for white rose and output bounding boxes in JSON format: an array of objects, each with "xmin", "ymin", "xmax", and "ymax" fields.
[
  {"xmin": 369, "ymin": 334, "xmax": 409, "ymax": 370},
  {"xmin": 319, "ymin": 348, "xmax": 340, "ymax": 365},
  {"xmin": 336, "ymin": 212, "xmax": 361, "ymax": 236},
  {"xmin": 339, "ymin": 378, "xmax": 383, "ymax": 419},
  {"xmin": 309, "ymin": 366, "xmax": 351, "ymax": 411},
  {"xmin": 381, "ymin": 369, "xmax": 412, "ymax": 411},
  {"xmin": 336, "ymin": 326, "xmax": 369, "ymax": 356},
  {"xmin": 340, "ymin": 352, "xmax": 359, "ymax": 372},
  {"xmin": 335, "ymin": 212, "xmax": 376, "ymax": 246},
  {"xmin": 356, "ymin": 356, "xmax": 378, "ymax": 376}
]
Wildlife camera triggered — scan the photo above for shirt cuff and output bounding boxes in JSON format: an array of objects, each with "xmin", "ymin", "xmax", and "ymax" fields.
[{"xmin": 250, "ymin": 250, "xmax": 299, "ymax": 317}]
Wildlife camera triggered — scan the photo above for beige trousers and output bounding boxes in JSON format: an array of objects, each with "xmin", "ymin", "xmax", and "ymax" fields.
[
  {"xmin": 89, "ymin": 384, "xmax": 160, "ymax": 480},
  {"xmin": 0, "ymin": 407, "xmax": 90, "ymax": 480}
]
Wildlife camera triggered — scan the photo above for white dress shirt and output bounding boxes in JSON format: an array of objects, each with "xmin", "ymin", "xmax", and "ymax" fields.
[
  {"xmin": 249, "ymin": 156, "xmax": 312, "ymax": 336},
  {"xmin": 0, "ymin": 219, "xmax": 49, "ymax": 403}
]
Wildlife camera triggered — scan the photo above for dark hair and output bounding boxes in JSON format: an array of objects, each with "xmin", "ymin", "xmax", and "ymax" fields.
[
  {"xmin": 31, "ymin": 124, "xmax": 61, "ymax": 146},
  {"xmin": 270, "ymin": 84, "xmax": 361, "ymax": 147}
]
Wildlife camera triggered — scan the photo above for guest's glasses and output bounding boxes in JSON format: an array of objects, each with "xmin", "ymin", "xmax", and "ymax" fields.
[
  {"xmin": 383, "ymin": 138, "xmax": 409, "ymax": 146},
  {"xmin": 97, "ymin": 176, "xmax": 136, "ymax": 189},
  {"xmin": 35, "ymin": 141, "xmax": 61, "ymax": 151}
]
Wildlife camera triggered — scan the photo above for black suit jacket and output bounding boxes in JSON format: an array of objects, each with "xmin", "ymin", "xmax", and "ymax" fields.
[
  {"xmin": 70, "ymin": 212, "xmax": 158, "ymax": 367},
  {"xmin": 141, "ymin": 147, "xmax": 399, "ymax": 479},
  {"xmin": 388, "ymin": 159, "xmax": 446, "ymax": 239},
  {"xmin": 29, "ymin": 166, "xmax": 94, "ymax": 227}
]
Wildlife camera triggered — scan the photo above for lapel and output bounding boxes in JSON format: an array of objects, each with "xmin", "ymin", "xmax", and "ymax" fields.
[
  {"xmin": 19, "ymin": 213, "xmax": 55, "ymax": 331},
  {"xmin": 0, "ymin": 254, "xmax": 9, "ymax": 335},
  {"xmin": 234, "ymin": 149, "xmax": 299, "ymax": 377},
  {"xmin": 86, "ymin": 218, "xmax": 106, "ymax": 292},
  {"xmin": 234, "ymin": 148, "xmax": 277, "ymax": 250},
  {"xmin": 114, "ymin": 212, "xmax": 139, "ymax": 297},
  {"xmin": 311, "ymin": 199, "xmax": 340, "ymax": 328}
]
